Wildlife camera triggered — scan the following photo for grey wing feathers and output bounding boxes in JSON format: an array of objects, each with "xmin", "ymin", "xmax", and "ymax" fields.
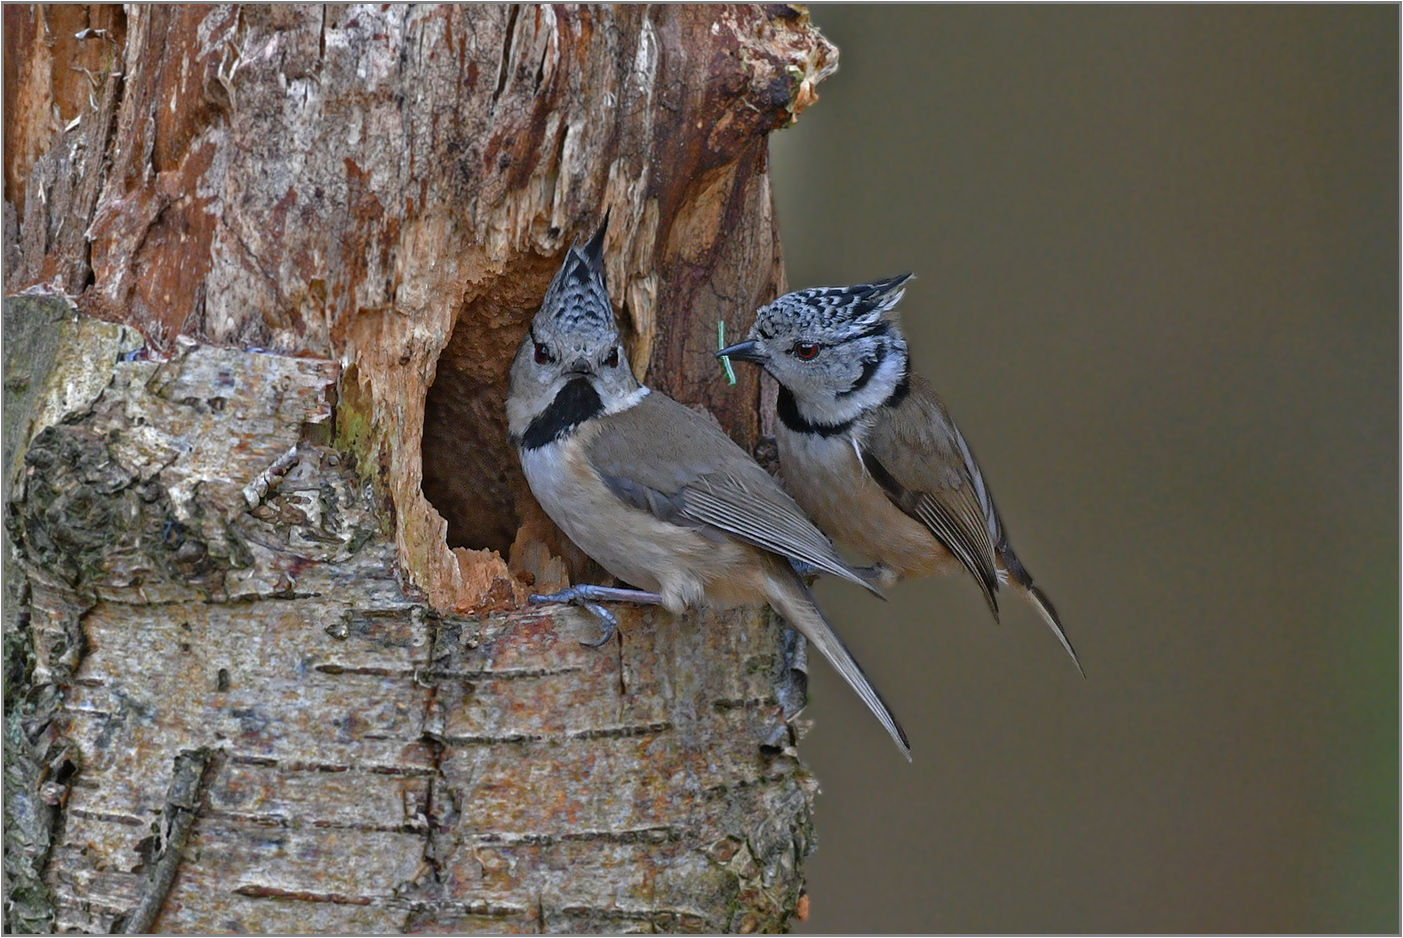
[
  {"xmin": 911, "ymin": 490, "xmax": 1000, "ymax": 616},
  {"xmin": 866, "ymin": 377, "xmax": 1083, "ymax": 673},
  {"xmin": 588, "ymin": 394, "xmax": 878, "ymax": 595},
  {"xmin": 599, "ymin": 472, "xmax": 691, "ymax": 527},
  {"xmin": 768, "ymin": 569, "xmax": 910, "ymax": 758},
  {"xmin": 680, "ymin": 479, "xmax": 878, "ymax": 594},
  {"xmin": 863, "ymin": 376, "xmax": 1002, "ymax": 616}
]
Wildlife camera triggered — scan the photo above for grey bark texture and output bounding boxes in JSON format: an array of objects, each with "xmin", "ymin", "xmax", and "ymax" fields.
[{"xmin": 3, "ymin": 4, "xmax": 839, "ymax": 933}]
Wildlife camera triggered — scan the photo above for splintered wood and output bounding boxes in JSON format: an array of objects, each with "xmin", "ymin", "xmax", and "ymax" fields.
[
  {"xmin": 4, "ymin": 5, "xmax": 837, "ymax": 613},
  {"xmin": 5, "ymin": 4, "xmax": 839, "ymax": 932}
]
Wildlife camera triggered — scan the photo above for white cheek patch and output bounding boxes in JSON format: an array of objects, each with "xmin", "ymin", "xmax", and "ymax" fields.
[
  {"xmin": 605, "ymin": 385, "xmax": 650, "ymax": 415},
  {"xmin": 800, "ymin": 345, "xmax": 906, "ymax": 429}
]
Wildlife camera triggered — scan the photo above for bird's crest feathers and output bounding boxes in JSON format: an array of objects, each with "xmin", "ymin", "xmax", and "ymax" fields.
[
  {"xmin": 752, "ymin": 274, "xmax": 914, "ymax": 340},
  {"xmin": 533, "ymin": 216, "xmax": 617, "ymax": 346}
]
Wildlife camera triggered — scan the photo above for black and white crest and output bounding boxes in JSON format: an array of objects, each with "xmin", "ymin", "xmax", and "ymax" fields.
[
  {"xmin": 533, "ymin": 221, "xmax": 618, "ymax": 348},
  {"xmin": 507, "ymin": 215, "xmax": 645, "ymax": 451},
  {"xmin": 751, "ymin": 274, "xmax": 913, "ymax": 340}
]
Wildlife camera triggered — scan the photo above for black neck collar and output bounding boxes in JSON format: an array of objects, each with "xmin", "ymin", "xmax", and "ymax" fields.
[{"xmin": 777, "ymin": 372, "xmax": 910, "ymax": 438}]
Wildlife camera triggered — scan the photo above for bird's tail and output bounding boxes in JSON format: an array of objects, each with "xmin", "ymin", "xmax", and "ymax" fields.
[
  {"xmin": 766, "ymin": 566, "xmax": 911, "ymax": 760},
  {"xmin": 999, "ymin": 549, "xmax": 1084, "ymax": 677}
]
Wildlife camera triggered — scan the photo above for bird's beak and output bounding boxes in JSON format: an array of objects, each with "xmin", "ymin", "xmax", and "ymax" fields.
[
  {"xmin": 716, "ymin": 340, "xmax": 765, "ymax": 364},
  {"xmin": 565, "ymin": 356, "xmax": 593, "ymax": 376}
]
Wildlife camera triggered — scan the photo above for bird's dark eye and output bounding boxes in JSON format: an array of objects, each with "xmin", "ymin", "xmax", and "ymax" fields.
[
  {"xmin": 793, "ymin": 342, "xmax": 821, "ymax": 360},
  {"xmin": 534, "ymin": 342, "xmax": 553, "ymax": 365},
  {"xmin": 605, "ymin": 347, "xmax": 620, "ymax": 368}
]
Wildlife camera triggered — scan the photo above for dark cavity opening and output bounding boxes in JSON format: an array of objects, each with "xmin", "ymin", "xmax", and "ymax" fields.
[{"xmin": 420, "ymin": 254, "xmax": 563, "ymax": 556}]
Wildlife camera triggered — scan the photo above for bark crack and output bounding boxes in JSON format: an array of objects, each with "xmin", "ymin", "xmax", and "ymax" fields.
[
  {"xmin": 401, "ymin": 611, "xmax": 448, "ymax": 931},
  {"xmin": 491, "ymin": 5, "xmax": 519, "ymax": 107},
  {"xmin": 232, "ymin": 884, "xmax": 373, "ymax": 906}
]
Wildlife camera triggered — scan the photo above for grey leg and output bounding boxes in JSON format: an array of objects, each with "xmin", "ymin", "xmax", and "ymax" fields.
[
  {"xmin": 530, "ymin": 585, "xmax": 665, "ymax": 606},
  {"xmin": 529, "ymin": 585, "xmax": 664, "ymax": 647}
]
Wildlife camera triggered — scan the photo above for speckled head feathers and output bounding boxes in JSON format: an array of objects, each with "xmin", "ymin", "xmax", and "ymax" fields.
[
  {"xmin": 532, "ymin": 220, "xmax": 618, "ymax": 348},
  {"xmin": 724, "ymin": 274, "xmax": 915, "ymax": 434},
  {"xmin": 750, "ymin": 274, "xmax": 913, "ymax": 341}
]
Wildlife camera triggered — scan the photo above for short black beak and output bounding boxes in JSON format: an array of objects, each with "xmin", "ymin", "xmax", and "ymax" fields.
[
  {"xmin": 565, "ymin": 356, "xmax": 592, "ymax": 376},
  {"xmin": 716, "ymin": 340, "xmax": 765, "ymax": 364}
]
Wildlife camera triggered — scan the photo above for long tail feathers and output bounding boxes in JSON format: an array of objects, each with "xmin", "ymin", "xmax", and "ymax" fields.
[
  {"xmin": 768, "ymin": 569, "xmax": 912, "ymax": 760},
  {"xmin": 1001, "ymin": 550, "xmax": 1084, "ymax": 678}
]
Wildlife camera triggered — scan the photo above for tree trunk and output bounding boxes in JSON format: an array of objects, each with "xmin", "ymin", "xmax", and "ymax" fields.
[{"xmin": 3, "ymin": 5, "xmax": 837, "ymax": 933}]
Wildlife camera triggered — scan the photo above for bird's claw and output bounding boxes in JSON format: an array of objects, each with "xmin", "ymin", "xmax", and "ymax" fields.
[
  {"xmin": 528, "ymin": 587, "xmax": 622, "ymax": 647},
  {"xmin": 579, "ymin": 602, "xmax": 617, "ymax": 647}
]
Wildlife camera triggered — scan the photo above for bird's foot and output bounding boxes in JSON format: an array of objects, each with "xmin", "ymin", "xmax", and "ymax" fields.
[{"xmin": 528, "ymin": 585, "xmax": 664, "ymax": 647}]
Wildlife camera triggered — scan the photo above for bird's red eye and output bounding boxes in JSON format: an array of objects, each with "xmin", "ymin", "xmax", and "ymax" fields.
[
  {"xmin": 794, "ymin": 343, "xmax": 820, "ymax": 360},
  {"xmin": 605, "ymin": 347, "xmax": 620, "ymax": 368},
  {"xmin": 534, "ymin": 342, "xmax": 552, "ymax": 364}
]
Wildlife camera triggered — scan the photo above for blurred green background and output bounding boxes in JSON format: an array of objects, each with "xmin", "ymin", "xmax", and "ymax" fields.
[{"xmin": 766, "ymin": 6, "xmax": 1398, "ymax": 932}]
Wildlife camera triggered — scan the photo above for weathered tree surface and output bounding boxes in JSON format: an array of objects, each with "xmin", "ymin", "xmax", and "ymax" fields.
[{"xmin": 4, "ymin": 4, "xmax": 838, "ymax": 934}]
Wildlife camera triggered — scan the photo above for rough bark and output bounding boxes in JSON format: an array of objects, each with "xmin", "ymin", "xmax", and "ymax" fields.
[{"xmin": 4, "ymin": 4, "xmax": 837, "ymax": 933}]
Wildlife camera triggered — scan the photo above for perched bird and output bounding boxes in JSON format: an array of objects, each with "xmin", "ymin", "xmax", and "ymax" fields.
[
  {"xmin": 718, "ymin": 275, "xmax": 1082, "ymax": 675},
  {"xmin": 506, "ymin": 223, "xmax": 911, "ymax": 758}
]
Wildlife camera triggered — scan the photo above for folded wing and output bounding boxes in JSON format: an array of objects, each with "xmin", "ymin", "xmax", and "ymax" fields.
[{"xmin": 587, "ymin": 392, "xmax": 880, "ymax": 595}]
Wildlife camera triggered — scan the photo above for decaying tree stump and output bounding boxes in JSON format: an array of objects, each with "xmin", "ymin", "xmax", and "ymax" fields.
[{"xmin": 3, "ymin": 5, "xmax": 840, "ymax": 933}]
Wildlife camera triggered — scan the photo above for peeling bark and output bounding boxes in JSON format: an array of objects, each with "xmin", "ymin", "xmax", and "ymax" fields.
[{"xmin": 4, "ymin": 5, "xmax": 837, "ymax": 932}]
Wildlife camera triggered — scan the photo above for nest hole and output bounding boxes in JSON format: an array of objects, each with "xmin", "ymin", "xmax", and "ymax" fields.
[
  {"xmin": 420, "ymin": 261, "xmax": 555, "ymax": 556},
  {"xmin": 420, "ymin": 253, "xmax": 603, "ymax": 594}
]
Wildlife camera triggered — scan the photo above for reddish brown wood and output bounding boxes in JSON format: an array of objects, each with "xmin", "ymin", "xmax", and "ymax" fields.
[{"xmin": 4, "ymin": 4, "xmax": 839, "ymax": 933}]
